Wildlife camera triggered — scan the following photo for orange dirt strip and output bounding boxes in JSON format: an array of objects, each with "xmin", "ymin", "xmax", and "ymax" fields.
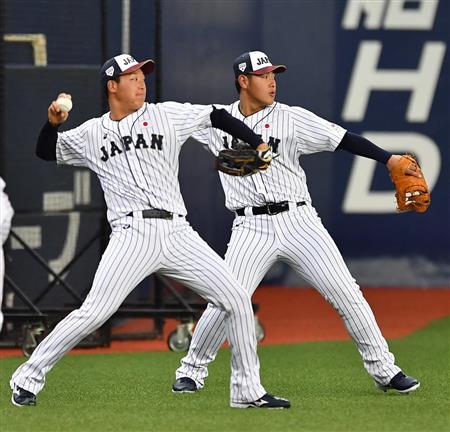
[
  {"xmin": 253, "ymin": 286, "xmax": 450, "ymax": 344},
  {"xmin": 1, "ymin": 287, "xmax": 449, "ymax": 358}
]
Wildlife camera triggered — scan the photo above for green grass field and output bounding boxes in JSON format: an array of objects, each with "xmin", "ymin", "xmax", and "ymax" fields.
[{"xmin": 1, "ymin": 317, "xmax": 449, "ymax": 432}]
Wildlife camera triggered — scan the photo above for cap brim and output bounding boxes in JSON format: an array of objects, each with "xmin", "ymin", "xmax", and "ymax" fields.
[
  {"xmin": 120, "ymin": 59, "xmax": 155, "ymax": 76},
  {"xmin": 250, "ymin": 64, "xmax": 287, "ymax": 75}
]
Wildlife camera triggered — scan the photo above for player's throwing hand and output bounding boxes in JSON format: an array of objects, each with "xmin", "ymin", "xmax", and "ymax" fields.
[{"xmin": 48, "ymin": 93, "xmax": 72, "ymax": 126}]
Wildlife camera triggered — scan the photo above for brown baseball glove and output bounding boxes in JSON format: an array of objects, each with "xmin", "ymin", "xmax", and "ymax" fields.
[
  {"xmin": 389, "ymin": 154, "xmax": 430, "ymax": 213},
  {"xmin": 215, "ymin": 147, "xmax": 271, "ymax": 177}
]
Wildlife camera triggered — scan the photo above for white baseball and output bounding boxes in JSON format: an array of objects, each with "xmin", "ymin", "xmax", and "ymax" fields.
[{"xmin": 56, "ymin": 96, "xmax": 73, "ymax": 113}]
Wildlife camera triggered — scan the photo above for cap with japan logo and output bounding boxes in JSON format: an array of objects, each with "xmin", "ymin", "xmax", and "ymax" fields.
[
  {"xmin": 100, "ymin": 54, "xmax": 155, "ymax": 88},
  {"xmin": 233, "ymin": 51, "xmax": 286, "ymax": 78}
]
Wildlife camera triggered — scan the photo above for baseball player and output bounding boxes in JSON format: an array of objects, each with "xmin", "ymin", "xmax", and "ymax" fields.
[
  {"xmin": 173, "ymin": 51, "xmax": 420, "ymax": 395},
  {"xmin": 10, "ymin": 54, "xmax": 290, "ymax": 409},
  {"xmin": 1, "ymin": 177, "xmax": 14, "ymax": 332}
]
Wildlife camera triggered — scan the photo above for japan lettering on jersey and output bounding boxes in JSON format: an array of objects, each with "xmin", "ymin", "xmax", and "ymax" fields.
[
  {"xmin": 55, "ymin": 102, "xmax": 213, "ymax": 222},
  {"xmin": 192, "ymin": 102, "xmax": 346, "ymax": 210}
]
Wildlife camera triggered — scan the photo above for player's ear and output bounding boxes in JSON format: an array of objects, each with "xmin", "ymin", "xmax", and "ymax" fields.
[
  {"xmin": 107, "ymin": 79, "xmax": 118, "ymax": 94},
  {"xmin": 238, "ymin": 75, "xmax": 249, "ymax": 90}
]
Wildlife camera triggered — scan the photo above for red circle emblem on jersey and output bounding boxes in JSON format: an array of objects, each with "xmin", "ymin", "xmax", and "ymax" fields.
[
  {"xmin": 265, "ymin": 123, "xmax": 270, "ymax": 128},
  {"xmin": 143, "ymin": 121, "xmax": 148, "ymax": 126}
]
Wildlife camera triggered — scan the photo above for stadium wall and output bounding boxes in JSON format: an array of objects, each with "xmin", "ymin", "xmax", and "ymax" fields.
[{"xmin": 1, "ymin": 0, "xmax": 448, "ymax": 290}]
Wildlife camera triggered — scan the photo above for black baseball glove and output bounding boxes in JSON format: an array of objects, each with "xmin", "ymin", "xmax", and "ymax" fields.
[{"xmin": 215, "ymin": 147, "xmax": 272, "ymax": 177}]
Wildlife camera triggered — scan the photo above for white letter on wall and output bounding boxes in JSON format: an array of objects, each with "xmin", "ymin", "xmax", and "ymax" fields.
[
  {"xmin": 342, "ymin": 0, "xmax": 386, "ymax": 29},
  {"xmin": 384, "ymin": 0, "xmax": 439, "ymax": 30},
  {"xmin": 342, "ymin": 41, "xmax": 446, "ymax": 122}
]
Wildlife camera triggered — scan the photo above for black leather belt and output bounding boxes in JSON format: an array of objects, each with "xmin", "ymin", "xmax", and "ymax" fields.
[
  {"xmin": 235, "ymin": 201, "xmax": 306, "ymax": 216},
  {"xmin": 127, "ymin": 209, "xmax": 174, "ymax": 219}
]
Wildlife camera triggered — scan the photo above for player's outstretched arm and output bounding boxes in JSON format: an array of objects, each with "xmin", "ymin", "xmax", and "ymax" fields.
[
  {"xmin": 337, "ymin": 132, "xmax": 391, "ymax": 163},
  {"xmin": 338, "ymin": 132, "xmax": 421, "ymax": 177}
]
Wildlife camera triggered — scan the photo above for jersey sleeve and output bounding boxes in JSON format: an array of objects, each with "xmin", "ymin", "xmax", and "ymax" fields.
[
  {"xmin": 190, "ymin": 103, "xmax": 232, "ymax": 154},
  {"xmin": 161, "ymin": 102, "xmax": 218, "ymax": 145},
  {"xmin": 56, "ymin": 119, "xmax": 95, "ymax": 167},
  {"xmin": 289, "ymin": 106, "xmax": 347, "ymax": 154}
]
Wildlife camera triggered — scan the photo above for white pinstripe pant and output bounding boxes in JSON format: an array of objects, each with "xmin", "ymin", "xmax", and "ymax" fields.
[
  {"xmin": 11, "ymin": 216, "xmax": 266, "ymax": 403},
  {"xmin": 176, "ymin": 204, "xmax": 401, "ymax": 387}
]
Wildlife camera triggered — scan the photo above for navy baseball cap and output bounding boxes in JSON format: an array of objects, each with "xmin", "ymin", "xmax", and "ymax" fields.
[
  {"xmin": 100, "ymin": 54, "xmax": 155, "ymax": 87},
  {"xmin": 233, "ymin": 51, "xmax": 286, "ymax": 78}
]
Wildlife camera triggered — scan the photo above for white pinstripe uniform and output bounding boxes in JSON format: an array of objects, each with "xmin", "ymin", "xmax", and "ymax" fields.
[
  {"xmin": 1, "ymin": 177, "xmax": 14, "ymax": 331},
  {"xmin": 176, "ymin": 100, "xmax": 402, "ymax": 387},
  {"xmin": 10, "ymin": 101, "xmax": 267, "ymax": 405}
]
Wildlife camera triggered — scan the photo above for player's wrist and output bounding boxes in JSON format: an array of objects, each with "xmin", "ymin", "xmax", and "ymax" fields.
[
  {"xmin": 257, "ymin": 146, "xmax": 273, "ymax": 163},
  {"xmin": 48, "ymin": 119, "xmax": 60, "ymax": 127},
  {"xmin": 386, "ymin": 155, "xmax": 400, "ymax": 170}
]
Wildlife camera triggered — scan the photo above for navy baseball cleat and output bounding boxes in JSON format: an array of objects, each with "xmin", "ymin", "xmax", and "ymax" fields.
[
  {"xmin": 172, "ymin": 377, "xmax": 198, "ymax": 393},
  {"xmin": 230, "ymin": 393, "xmax": 291, "ymax": 409},
  {"xmin": 375, "ymin": 372, "xmax": 420, "ymax": 394},
  {"xmin": 11, "ymin": 384, "xmax": 36, "ymax": 407}
]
